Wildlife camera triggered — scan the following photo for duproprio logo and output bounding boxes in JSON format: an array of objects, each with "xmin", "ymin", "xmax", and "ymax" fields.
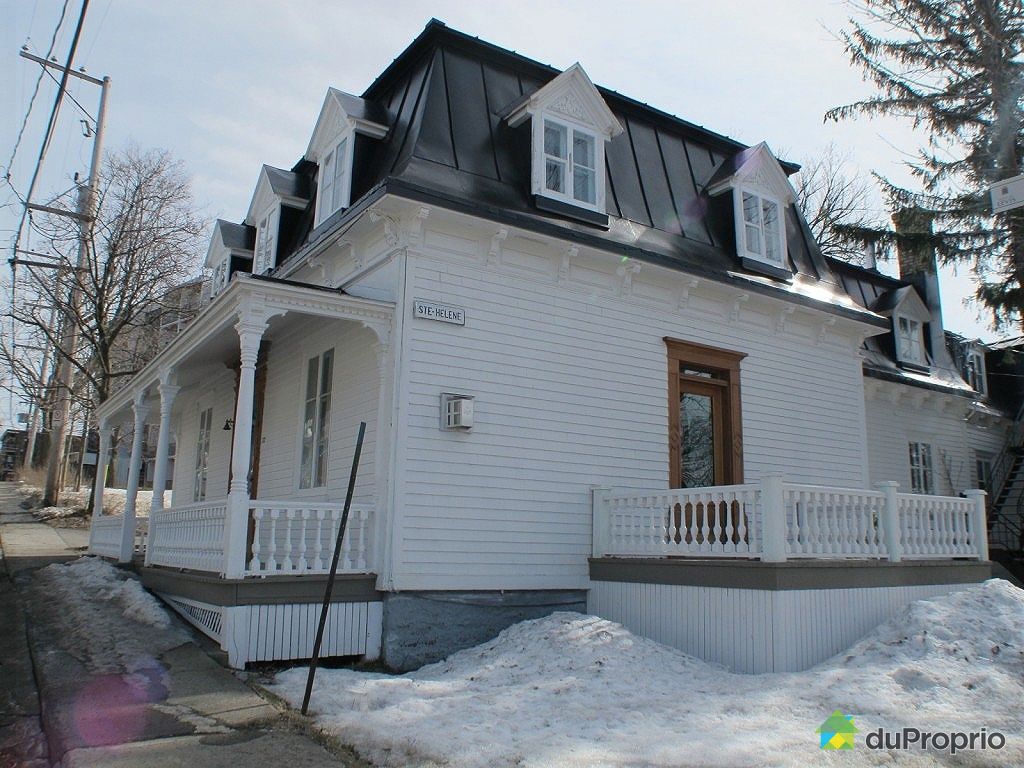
[
  {"xmin": 817, "ymin": 710, "xmax": 858, "ymax": 750},
  {"xmin": 817, "ymin": 710, "xmax": 1007, "ymax": 755}
]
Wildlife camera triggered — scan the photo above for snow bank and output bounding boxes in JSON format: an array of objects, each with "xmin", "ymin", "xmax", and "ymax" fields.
[
  {"xmin": 272, "ymin": 580, "xmax": 1024, "ymax": 768},
  {"xmin": 34, "ymin": 557, "xmax": 188, "ymax": 674}
]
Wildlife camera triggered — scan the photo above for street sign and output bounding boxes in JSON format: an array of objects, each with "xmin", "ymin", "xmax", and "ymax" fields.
[{"xmin": 991, "ymin": 173, "xmax": 1024, "ymax": 214}]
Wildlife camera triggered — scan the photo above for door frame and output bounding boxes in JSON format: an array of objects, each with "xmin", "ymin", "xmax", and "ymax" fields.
[{"xmin": 665, "ymin": 337, "xmax": 746, "ymax": 488}]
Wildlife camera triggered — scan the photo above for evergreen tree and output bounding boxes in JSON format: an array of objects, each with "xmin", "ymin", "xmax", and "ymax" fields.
[{"xmin": 827, "ymin": 0, "xmax": 1024, "ymax": 329}]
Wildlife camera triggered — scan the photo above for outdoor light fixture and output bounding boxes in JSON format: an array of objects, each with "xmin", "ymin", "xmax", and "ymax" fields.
[{"xmin": 223, "ymin": 418, "xmax": 234, "ymax": 431}]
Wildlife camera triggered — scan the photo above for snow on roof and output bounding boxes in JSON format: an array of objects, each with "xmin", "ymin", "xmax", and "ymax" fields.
[{"xmin": 272, "ymin": 580, "xmax": 1024, "ymax": 768}]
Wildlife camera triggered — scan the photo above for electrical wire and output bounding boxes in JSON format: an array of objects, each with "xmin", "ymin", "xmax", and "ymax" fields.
[
  {"xmin": 11, "ymin": 0, "xmax": 92, "ymax": 261},
  {"xmin": 3, "ymin": 0, "xmax": 72, "ymax": 182}
]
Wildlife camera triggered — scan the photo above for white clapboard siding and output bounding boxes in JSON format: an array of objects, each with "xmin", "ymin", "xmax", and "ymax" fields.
[
  {"xmin": 256, "ymin": 317, "xmax": 378, "ymax": 507},
  {"xmin": 588, "ymin": 580, "xmax": 966, "ymax": 673},
  {"xmin": 865, "ymin": 385, "xmax": 1006, "ymax": 496},
  {"xmin": 169, "ymin": 370, "xmax": 237, "ymax": 508},
  {"xmin": 392, "ymin": 224, "xmax": 871, "ymax": 591}
]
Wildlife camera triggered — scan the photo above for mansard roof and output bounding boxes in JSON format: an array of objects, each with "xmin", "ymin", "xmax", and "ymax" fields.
[{"xmin": 234, "ymin": 19, "xmax": 887, "ymax": 326}]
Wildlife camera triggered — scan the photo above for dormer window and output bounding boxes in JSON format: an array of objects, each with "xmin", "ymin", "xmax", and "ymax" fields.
[
  {"xmin": 740, "ymin": 191, "xmax": 783, "ymax": 265},
  {"xmin": 964, "ymin": 346, "xmax": 987, "ymax": 394},
  {"xmin": 896, "ymin": 316, "xmax": 925, "ymax": 366},
  {"xmin": 305, "ymin": 88, "xmax": 391, "ymax": 230},
  {"xmin": 505, "ymin": 63, "xmax": 623, "ymax": 225},
  {"xmin": 542, "ymin": 118, "xmax": 598, "ymax": 207},
  {"xmin": 316, "ymin": 134, "xmax": 353, "ymax": 226},
  {"xmin": 705, "ymin": 142, "xmax": 797, "ymax": 280},
  {"xmin": 210, "ymin": 261, "xmax": 228, "ymax": 298},
  {"xmin": 253, "ymin": 207, "xmax": 278, "ymax": 275}
]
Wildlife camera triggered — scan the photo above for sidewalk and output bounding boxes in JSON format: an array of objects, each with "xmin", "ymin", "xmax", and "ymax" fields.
[{"xmin": 0, "ymin": 482, "xmax": 357, "ymax": 767}]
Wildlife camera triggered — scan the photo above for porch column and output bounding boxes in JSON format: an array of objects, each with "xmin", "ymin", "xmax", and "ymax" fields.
[
  {"xmin": 120, "ymin": 391, "xmax": 150, "ymax": 563},
  {"xmin": 90, "ymin": 416, "xmax": 111, "ymax": 520},
  {"xmin": 223, "ymin": 315, "xmax": 266, "ymax": 578},
  {"xmin": 147, "ymin": 374, "xmax": 179, "ymax": 567},
  {"xmin": 150, "ymin": 374, "xmax": 179, "ymax": 514}
]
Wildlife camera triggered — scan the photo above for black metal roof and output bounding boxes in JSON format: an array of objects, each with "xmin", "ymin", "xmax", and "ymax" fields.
[
  {"xmin": 215, "ymin": 219, "xmax": 254, "ymax": 251},
  {"xmin": 259, "ymin": 20, "xmax": 893, "ymax": 325},
  {"xmin": 263, "ymin": 165, "xmax": 310, "ymax": 201}
]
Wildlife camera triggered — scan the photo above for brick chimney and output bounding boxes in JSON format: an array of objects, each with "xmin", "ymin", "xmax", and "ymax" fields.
[{"xmin": 893, "ymin": 207, "xmax": 946, "ymax": 362}]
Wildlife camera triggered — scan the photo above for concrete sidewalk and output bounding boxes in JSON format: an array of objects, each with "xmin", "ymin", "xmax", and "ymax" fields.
[{"xmin": 0, "ymin": 483, "xmax": 358, "ymax": 767}]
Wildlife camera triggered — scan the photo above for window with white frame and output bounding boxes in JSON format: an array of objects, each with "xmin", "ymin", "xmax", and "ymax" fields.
[
  {"xmin": 193, "ymin": 407, "xmax": 213, "ymax": 502},
  {"xmin": 316, "ymin": 135, "xmax": 352, "ymax": 226},
  {"xmin": 299, "ymin": 348, "xmax": 334, "ymax": 489},
  {"xmin": 909, "ymin": 441, "xmax": 935, "ymax": 494},
  {"xmin": 964, "ymin": 347, "xmax": 986, "ymax": 394},
  {"xmin": 210, "ymin": 261, "xmax": 228, "ymax": 298},
  {"xmin": 896, "ymin": 316, "xmax": 926, "ymax": 366},
  {"xmin": 253, "ymin": 208, "xmax": 277, "ymax": 275},
  {"xmin": 738, "ymin": 189, "xmax": 784, "ymax": 265},
  {"xmin": 975, "ymin": 452, "xmax": 993, "ymax": 494},
  {"xmin": 541, "ymin": 118, "xmax": 599, "ymax": 207}
]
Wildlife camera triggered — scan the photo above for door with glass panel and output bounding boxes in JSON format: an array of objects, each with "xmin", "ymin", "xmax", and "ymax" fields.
[
  {"xmin": 677, "ymin": 376, "xmax": 726, "ymax": 488},
  {"xmin": 666, "ymin": 339, "xmax": 746, "ymax": 547}
]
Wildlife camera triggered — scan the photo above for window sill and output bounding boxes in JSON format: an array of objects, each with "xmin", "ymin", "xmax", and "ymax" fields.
[
  {"xmin": 534, "ymin": 194, "xmax": 609, "ymax": 227},
  {"xmin": 739, "ymin": 256, "xmax": 792, "ymax": 282},
  {"xmin": 897, "ymin": 360, "xmax": 931, "ymax": 374}
]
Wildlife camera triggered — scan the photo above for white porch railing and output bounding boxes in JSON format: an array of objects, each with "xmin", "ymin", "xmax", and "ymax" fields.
[
  {"xmin": 146, "ymin": 500, "xmax": 229, "ymax": 572},
  {"xmin": 88, "ymin": 515, "xmax": 124, "ymax": 559},
  {"xmin": 246, "ymin": 501, "xmax": 373, "ymax": 576},
  {"xmin": 594, "ymin": 476, "xmax": 988, "ymax": 562}
]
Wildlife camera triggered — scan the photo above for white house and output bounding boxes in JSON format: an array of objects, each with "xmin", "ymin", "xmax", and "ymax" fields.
[{"xmin": 88, "ymin": 20, "xmax": 1013, "ymax": 672}]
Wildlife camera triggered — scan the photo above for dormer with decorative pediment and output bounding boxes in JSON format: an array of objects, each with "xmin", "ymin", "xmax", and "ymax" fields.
[
  {"xmin": 706, "ymin": 142, "xmax": 798, "ymax": 280},
  {"xmin": 870, "ymin": 285, "xmax": 932, "ymax": 373},
  {"xmin": 505, "ymin": 63, "xmax": 623, "ymax": 225},
  {"xmin": 305, "ymin": 88, "xmax": 391, "ymax": 230},
  {"xmin": 244, "ymin": 165, "xmax": 310, "ymax": 277},
  {"xmin": 204, "ymin": 219, "xmax": 254, "ymax": 299}
]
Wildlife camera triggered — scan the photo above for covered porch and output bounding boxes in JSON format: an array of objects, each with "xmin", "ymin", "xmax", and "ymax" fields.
[{"xmin": 87, "ymin": 274, "xmax": 393, "ymax": 665}]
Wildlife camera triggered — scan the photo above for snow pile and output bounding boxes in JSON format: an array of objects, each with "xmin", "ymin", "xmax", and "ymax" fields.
[
  {"xmin": 272, "ymin": 580, "xmax": 1024, "ymax": 768},
  {"xmin": 34, "ymin": 557, "xmax": 188, "ymax": 674},
  {"xmin": 20, "ymin": 485, "xmax": 153, "ymax": 517}
]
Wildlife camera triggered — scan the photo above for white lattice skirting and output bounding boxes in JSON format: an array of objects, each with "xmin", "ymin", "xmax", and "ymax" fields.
[{"xmin": 157, "ymin": 592, "xmax": 383, "ymax": 668}]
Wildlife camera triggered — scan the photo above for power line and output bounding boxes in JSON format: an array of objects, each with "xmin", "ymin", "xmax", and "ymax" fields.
[
  {"xmin": 11, "ymin": 0, "xmax": 92, "ymax": 261},
  {"xmin": 3, "ymin": 0, "xmax": 72, "ymax": 182}
]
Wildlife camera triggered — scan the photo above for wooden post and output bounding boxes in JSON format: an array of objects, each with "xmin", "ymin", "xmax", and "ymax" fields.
[
  {"xmin": 121, "ymin": 392, "xmax": 149, "ymax": 563},
  {"xmin": 760, "ymin": 472, "xmax": 787, "ymax": 562},
  {"xmin": 591, "ymin": 486, "xmax": 613, "ymax": 558},
  {"xmin": 964, "ymin": 489, "xmax": 989, "ymax": 561},
  {"xmin": 876, "ymin": 481, "xmax": 902, "ymax": 562},
  {"xmin": 224, "ymin": 315, "xmax": 265, "ymax": 578}
]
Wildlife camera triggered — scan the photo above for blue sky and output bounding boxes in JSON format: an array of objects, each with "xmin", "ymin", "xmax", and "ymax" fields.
[{"xmin": 0, "ymin": 0, "xmax": 1001, "ymax": 425}]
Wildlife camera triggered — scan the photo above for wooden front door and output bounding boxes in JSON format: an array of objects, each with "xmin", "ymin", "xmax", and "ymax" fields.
[
  {"xmin": 666, "ymin": 338, "xmax": 745, "ymax": 488},
  {"xmin": 676, "ymin": 376, "xmax": 726, "ymax": 488}
]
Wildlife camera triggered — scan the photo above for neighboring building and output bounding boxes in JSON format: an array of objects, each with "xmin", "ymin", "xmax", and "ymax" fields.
[
  {"xmin": 88, "ymin": 21, "xmax": 1011, "ymax": 672},
  {"xmin": 1, "ymin": 429, "xmax": 27, "ymax": 481}
]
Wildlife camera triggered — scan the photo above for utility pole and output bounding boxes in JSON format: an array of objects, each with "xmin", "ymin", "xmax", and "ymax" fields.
[
  {"xmin": 42, "ymin": 74, "xmax": 109, "ymax": 505},
  {"xmin": 22, "ymin": 301, "xmax": 57, "ymax": 471}
]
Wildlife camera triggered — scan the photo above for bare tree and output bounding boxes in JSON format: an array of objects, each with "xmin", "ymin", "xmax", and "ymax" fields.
[
  {"xmin": 792, "ymin": 144, "xmax": 880, "ymax": 264},
  {"xmin": 1, "ymin": 145, "xmax": 206, "ymax": 490}
]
